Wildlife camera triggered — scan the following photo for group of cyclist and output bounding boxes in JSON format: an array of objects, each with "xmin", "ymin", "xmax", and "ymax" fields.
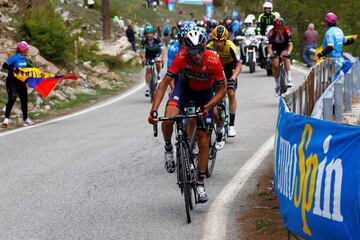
[{"xmin": 141, "ymin": 0, "xmax": 357, "ymax": 204}]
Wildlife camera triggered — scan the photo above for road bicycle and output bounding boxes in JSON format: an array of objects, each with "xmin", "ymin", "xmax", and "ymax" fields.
[
  {"xmin": 271, "ymin": 54, "xmax": 291, "ymax": 95},
  {"xmin": 188, "ymin": 105, "xmax": 223, "ymax": 178},
  {"xmin": 153, "ymin": 113, "xmax": 199, "ymax": 224},
  {"xmin": 146, "ymin": 59, "xmax": 157, "ymax": 103}
]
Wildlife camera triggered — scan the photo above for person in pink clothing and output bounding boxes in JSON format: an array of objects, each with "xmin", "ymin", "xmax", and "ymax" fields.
[{"xmin": 302, "ymin": 23, "xmax": 318, "ymax": 67}]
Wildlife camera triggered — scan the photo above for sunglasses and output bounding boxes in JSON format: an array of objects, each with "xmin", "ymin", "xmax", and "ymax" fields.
[{"xmin": 187, "ymin": 48, "xmax": 205, "ymax": 56}]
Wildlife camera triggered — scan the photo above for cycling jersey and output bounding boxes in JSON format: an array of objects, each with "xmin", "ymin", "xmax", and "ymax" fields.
[
  {"xmin": 206, "ymin": 40, "xmax": 240, "ymax": 79},
  {"xmin": 167, "ymin": 41, "xmax": 182, "ymax": 67},
  {"xmin": 268, "ymin": 26, "xmax": 292, "ymax": 52},
  {"xmin": 257, "ymin": 12, "xmax": 277, "ymax": 36},
  {"xmin": 323, "ymin": 26, "xmax": 346, "ymax": 59},
  {"xmin": 140, "ymin": 36, "xmax": 163, "ymax": 59},
  {"xmin": 167, "ymin": 49, "xmax": 225, "ymax": 91}
]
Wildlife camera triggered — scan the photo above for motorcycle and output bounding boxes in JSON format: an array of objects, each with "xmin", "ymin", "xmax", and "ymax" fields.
[
  {"xmin": 257, "ymin": 25, "xmax": 274, "ymax": 76},
  {"xmin": 236, "ymin": 27, "xmax": 260, "ymax": 73}
]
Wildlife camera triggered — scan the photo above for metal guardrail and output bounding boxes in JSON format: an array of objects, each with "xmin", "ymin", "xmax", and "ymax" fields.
[
  {"xmin": 320, "ymin": 60, "xmax": 360, "ymax": 122},
  {"xmin": 282, "ymin": 59, "xmax": 336, "ymax": 116}
]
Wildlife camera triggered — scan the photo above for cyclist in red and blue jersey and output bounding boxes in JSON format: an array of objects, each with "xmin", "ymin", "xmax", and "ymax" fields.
[
  {"xmin": 148, "ymin": 30, "xmax": 226, "ymax": 203},
  {"xmin": 2, "ymin": 41, "xmax": 33, "ymax": 127}
]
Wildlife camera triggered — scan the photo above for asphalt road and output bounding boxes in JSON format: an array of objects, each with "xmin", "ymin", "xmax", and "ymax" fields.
[{"xmin": 0, "ymin": 64, "xmax": 307, "ymax": 239}]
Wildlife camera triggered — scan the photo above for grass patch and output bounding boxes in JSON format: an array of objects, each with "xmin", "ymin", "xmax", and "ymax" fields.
[{"xmin": 255, "ymin": 219, "xmax": 276, "ymax": 230}]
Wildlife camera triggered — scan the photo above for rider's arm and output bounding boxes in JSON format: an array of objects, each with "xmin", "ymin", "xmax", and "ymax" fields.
[
  {"xmin": 150, "ymin": 51, "xmax": 182, "ymax": 113},
  {"xmin": 150, "ymin": 74, "xmax": 174, "ymax": 113},
  {"xmin": 287, "ymin": 42, "xmax": 294, "ymax": 55},
  {"xmin": 267, "ymin": 43, "xmax": 273, "ymax": 56},
  {"xmin": 231, "ymin": 62, "xmax": 242, "ymax": 80},
  {"xmin": 204, "ymin": 62, "xmax": 227, "ymax": 110},
  {"xmin": 229, "ymin": 42, "xmax": 242, "ymax": 79},
  {"xmin": 205, "ymin": 82, "xmax": 226, "ymax": 111}
]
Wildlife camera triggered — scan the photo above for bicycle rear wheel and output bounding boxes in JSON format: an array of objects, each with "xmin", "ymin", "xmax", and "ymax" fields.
[
  {"xmin": 150, "ymin": 69, "xmax": 156, "ymax": 103},
  {"xmin": 206, "ymin": 129, "xmax": 217, "ymax": 178},
  {"xmin": 180, "ymin": 142, "xmax": 192, "ymax": 223},
  {"xmin": 279, "ymin": 64, "xmax": 287, "ymax": 95}
]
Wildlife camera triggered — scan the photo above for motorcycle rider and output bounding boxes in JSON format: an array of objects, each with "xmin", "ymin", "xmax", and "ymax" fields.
[
  {"xmin": 257, "ymin": 2, "xmax": 278, "ymax": 36},
  {"xmin": 268, "ymin": 18, "xmax": 293, "ymax": 96},
  {"xmin": 239, "ymin": 16, "xmax": 258, "ymax": 64}
]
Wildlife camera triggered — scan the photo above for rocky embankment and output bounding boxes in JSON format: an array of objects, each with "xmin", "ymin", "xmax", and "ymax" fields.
[{"xmin": 0, "ymin": 0, "xmax": 139, "ymax": 124}]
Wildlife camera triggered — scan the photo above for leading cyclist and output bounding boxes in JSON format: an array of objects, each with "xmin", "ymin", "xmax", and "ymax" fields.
[
  {"xmin": 140, "ymin": 25, "xmax": 165, "ymax": 97},
  {"xmin": 207, "ymin": 25, "xmax": 242, "ymax": 146},
  {"xmin": 268, "ymin": 18, "xmax": 293, "ymax": 96},
  {"xmin": 148, "ymin": 30, "xmax": 226, "ymax": 203}
]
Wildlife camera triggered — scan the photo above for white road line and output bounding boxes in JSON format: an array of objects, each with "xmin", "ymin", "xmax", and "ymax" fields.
[
  {"xmin": 202, "ymin": 135, "xmax": 275, "ymax": 240},
  {"xmin": 0, "ymin": 82, "xmax": 145, "ymax": 137}
]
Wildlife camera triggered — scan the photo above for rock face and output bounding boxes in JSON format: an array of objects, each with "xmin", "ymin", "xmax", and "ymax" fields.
[
  {"xmin": 97, "ymin": 36, "xmax": 132, "ymax": 56},
  {"xmin": 0, "ymin": 2, "xmax": 138, "ymax": 122}
]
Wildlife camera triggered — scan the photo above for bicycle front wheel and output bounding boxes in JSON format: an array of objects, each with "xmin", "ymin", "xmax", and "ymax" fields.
[
  {"xmin": 279, "ymin": 65, "xmax": 287, "ymax": 95},
  {"xmin": 206, "ymin": 129, "xmax": 217, "ymax": 178},
  {"xmin": 180, "ymin": 142, "xmax": 192, "ymax": 223}
]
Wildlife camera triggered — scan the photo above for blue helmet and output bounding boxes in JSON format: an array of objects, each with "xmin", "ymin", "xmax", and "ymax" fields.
[{"xmin": 177, "ymin": 21, "xmax": 196, "ymax": 41}]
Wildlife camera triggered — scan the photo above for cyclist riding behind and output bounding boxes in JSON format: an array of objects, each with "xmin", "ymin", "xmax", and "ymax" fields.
[
  {"xmin": 207, "ymin": 25, "xmax": 242, "ymax": 147},
  {"xmin": 268, "ymin": 18, "xmax": 293, "ymax": 96},
  {"xmin": 140, "ymin": 24, "xmax": 165, "ymax": 97},
  {"xmin": 148, "ymin": 30, "xmax": 227, "ymax": 203}
]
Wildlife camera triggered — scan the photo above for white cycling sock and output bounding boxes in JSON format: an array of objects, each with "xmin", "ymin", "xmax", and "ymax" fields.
[
  {"xmin": 275, "ymin": 77, "xmax": 280, "ymax": 87},
  {"xmin": 287, "ymin": 70, "xmax": 292, "ymax": 81}
]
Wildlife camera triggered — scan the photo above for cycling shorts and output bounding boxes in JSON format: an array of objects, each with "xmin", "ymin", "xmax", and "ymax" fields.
[
  {"xmin": 145, "ymin": 54, "xmax": 161, "ymax": 68},
  {"xmin": 272, "ymin": 44, "xmax": 289, "ymax": 55},
  {"xmin": 227, "ymin": 78, "xmax": 237, "ymax": 91},
  {"xmin": 167, "ymin": 80, "xmax": 214, "ymax": 132}
]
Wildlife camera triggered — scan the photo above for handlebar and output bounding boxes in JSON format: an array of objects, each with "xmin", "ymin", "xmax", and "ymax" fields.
[
  {"xmin": 152, "ymin": 114, "xmax": 199, "ymax": 137},
  {"xmin": 270, "ymin": 54, "xmax": 292, "ymax": 59}
]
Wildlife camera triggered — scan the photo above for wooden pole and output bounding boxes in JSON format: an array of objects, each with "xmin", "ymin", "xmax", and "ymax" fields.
[{"xmin": 102, "ymin": 0, "xmax": 111, "ymax": 40}]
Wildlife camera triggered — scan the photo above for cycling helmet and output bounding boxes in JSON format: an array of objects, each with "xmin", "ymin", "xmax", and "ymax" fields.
[
  {"xmin": 263, "ymin": 1, "xmax": 273, "ymax": 10},
  {"xmin": 184, "ymin": 30, "xmax": 207, "ymax": 49},
  {"xmin": 273, "ymin": 18, "xmax": 285, "ymax": 29},
  {"xmin": 177, "ymin": 20, "xmax": 183, "ymax": 29},
  {"xmin": 144, "ymin": 25, "xmax": 154, "ymax": 34},
  {"xmin": 17, "ymin": 41, "xmax": 30, "ymax": 52},
  {"xmin": 211, "ymin": 25, "xmax": 229, "ymax": 41},
  {"xmin": 324, "ymin": 12, "xmax": 337, "ymax": 25}
]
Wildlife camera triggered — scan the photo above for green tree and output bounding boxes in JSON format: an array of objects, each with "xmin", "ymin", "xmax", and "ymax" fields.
[{"xmin": 17, "ymin": 0, "xmax": 75, "ymax": 65}]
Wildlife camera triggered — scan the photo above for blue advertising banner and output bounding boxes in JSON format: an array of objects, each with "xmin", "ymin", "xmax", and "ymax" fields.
[
  {"xmin": 275, "ymin": 97, "xmax": 360, "ymax": 239},
  {"xmin": 205, "ymin": 4, "xmax": 213, "ymax": 18}
]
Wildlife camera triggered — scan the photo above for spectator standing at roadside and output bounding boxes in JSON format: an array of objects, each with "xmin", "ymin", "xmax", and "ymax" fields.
[
  {"xmin": 126, "ymin": 24, "xmax": 137, "ymax": 52},
  {"xmin": 1, "ymin": 41, "xmax": 33, "ymax": 128},
  {"xmin": 302, "ymin": 23, "xmax": 318, "ymax": 67}
]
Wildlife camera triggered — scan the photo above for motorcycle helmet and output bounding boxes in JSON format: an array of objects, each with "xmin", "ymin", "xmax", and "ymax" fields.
[{"xmin": 263, "ymin": 1, "xmax": 273, "ymax": 11}]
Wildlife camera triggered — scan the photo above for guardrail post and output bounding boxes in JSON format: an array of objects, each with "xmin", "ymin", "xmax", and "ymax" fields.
[
  {"xmin": 334, "ymin": 81, "xmax": 343, "ymax": 122},
  {"xmin": 351, "ymin": 69, "xmax": 357, "ymax": 97},
  {"xmin": 323, "ymin": 97, "xmax": 333, "ymax": 121},
  {"xmin": 354, "ymin": 61, "xmax": 360, "ymax": 90},
  {"xmin": 344, "ymin": 73, "xmax": 352, "ymax": 112}
]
